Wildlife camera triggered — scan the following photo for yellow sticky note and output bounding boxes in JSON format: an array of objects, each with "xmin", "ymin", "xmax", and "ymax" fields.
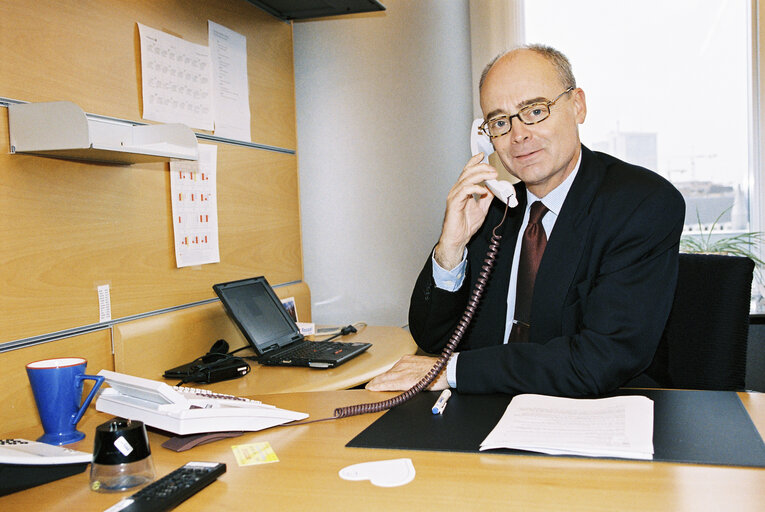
[{"xmin": 231, "ymin": 442, "xmax": 279, "ymax": 466}]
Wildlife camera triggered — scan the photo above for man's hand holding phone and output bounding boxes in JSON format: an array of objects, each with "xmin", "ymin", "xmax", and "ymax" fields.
[{"xmin": 433, "ymin": 152, "xmax": 497, "ymax": 270}]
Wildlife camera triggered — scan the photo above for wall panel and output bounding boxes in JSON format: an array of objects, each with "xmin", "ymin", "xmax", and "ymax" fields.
[
  {"xmin": 0, "ymin": 0, "xmax": 302, "ymax": 345},
  {"xmin": 0, "ymin": 0, "xmax": 296, "ymax": 150}
]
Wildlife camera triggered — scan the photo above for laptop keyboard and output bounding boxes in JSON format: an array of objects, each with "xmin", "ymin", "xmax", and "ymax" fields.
[{"xmin": 276, "ymin": 341, "xmax": 349, "ymax": 361}]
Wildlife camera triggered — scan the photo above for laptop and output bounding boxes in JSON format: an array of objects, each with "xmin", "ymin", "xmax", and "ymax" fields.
[{"xmin": 213, "ymin": 276, "xmax": 371, "ymax": 368}]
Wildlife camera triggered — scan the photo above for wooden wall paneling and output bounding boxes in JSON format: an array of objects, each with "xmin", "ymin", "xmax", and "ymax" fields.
[
  {"xmin": 113, "ymin": 302, "xmax": 249, "ymax": 380},
  {"xmin": 0, "ymin": 0, "xmax": 303, "ymax": 345},
  {"xmin": 215, "ymin": 143, "xmax": 303, "ymax": 284},
  {"xmin": 0, "ymin": 113, "xmax": 302, "ymax": 343},
  {"xmin": 0, "ymin": 330, "xmax": 114, "ymax": 432},
  {"xmin": 0, "ymin": 0, "xmax": 296, "ymax": 150}
]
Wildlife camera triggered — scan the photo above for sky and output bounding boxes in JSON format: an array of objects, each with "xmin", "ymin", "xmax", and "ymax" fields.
[{"xmin": 524, "ymin": 0, "xmax": 750, "ymax": 186}]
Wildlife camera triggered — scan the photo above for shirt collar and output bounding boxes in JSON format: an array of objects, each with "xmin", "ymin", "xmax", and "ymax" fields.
[{"xmin": 525, "ymin": 149, "xmax": 582, "ymax": 216}]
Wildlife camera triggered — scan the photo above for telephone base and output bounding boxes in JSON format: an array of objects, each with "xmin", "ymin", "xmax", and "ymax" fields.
[{"xmin": 0, "ymin": 439, "xmax": 91, "ymax": 496}]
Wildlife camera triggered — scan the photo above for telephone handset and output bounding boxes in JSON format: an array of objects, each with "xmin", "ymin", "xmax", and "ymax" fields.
[
  {"xmin": 329, "ymin": 122, "xmax": 516, "ymax": 420},
  {"xmin": 470, "ymin": 118, "xmax": 519, "ymax": 208}
]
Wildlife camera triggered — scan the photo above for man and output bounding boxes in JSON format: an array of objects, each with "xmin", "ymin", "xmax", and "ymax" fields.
[{"xmin": 366, "ymin": 45, "xmax": 685, "ymax": 396}]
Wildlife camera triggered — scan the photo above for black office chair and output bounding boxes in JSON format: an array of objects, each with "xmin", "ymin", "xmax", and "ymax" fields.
[{"xmin": 641, "ymin": 253, "xmax": 755, "ymax": 390}]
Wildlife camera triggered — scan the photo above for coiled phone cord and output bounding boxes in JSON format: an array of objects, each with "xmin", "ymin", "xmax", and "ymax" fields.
[{"xmin": 332, "ymin": 200, "xmax": 511, "ymax": 419}]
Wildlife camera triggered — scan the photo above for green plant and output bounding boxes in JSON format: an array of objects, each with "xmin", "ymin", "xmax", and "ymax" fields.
[{"xmin": 680, "ymin": 206, "xmax": 765, "ymax": 284}]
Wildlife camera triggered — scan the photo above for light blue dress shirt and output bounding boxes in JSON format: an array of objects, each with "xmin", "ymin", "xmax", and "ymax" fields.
[{"xmin": 432, "ymin": 152, "xmax": 582, "ymax": 387}]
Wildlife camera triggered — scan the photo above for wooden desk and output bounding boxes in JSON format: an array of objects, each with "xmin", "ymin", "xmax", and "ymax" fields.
[
  {"xmin": 3, "ymin": 391, "xmax": 765, "ymax": 511},
  {"xmin": 164, "ymin": 325, "xmax": 418, "ymax": 397}
]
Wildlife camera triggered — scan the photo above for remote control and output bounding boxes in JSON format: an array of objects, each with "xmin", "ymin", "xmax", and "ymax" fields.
[{"xmin": 105, "ymin": 462, "xmax": 226, "ymax": 512}]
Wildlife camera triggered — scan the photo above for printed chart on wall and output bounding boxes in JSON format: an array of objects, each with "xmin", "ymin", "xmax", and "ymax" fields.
[
  {"xmin": 137, "ymin": 22, "xmax": 214, "ymax": 131},
  {"xmin": 170, "ymin": 144, "xmax": 220, "ymax": 267}
]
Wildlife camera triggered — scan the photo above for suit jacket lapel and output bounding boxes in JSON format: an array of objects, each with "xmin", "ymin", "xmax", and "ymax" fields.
[{"xmin": 530, "ymin": 145, "xmax": 606, "ymax": 343}]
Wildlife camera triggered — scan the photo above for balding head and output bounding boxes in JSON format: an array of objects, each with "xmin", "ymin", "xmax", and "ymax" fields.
[{"xmin": 479, "ymin": 44, "xmax": 576, "ymax": 94}]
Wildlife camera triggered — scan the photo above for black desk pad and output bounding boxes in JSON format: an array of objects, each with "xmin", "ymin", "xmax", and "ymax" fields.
[{"xmin": 346, "ymin": 389, "xmax": 765, "ymax": 467}]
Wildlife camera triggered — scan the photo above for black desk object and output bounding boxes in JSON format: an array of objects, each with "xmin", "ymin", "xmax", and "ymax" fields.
[{"xmin": 347, "ymin": 389, "xmax": 765, "ymax": 468}]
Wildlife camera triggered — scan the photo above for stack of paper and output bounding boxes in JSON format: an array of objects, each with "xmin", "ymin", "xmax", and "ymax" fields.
[{"xmin": 480, "ymin": 394, "xmax": 654, "ymax": 460}]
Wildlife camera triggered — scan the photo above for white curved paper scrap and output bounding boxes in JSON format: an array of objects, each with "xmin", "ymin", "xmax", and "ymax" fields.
[{"xmin": 339, "ymin": 458, "xmax": 416, "ymax": 487}]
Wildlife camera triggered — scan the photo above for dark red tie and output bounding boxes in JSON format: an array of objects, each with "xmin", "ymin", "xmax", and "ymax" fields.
[{"xmin": 508, "ymin": 201, "xmax": 549, "ymax": 343}]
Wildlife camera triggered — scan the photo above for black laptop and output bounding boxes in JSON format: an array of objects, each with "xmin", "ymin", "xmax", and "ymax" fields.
[{"xmin": 213, "ymin": 276, "xmax": 371, "ymax": 368}]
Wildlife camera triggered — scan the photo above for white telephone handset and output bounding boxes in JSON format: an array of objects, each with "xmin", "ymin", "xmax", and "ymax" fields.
[{"xmin": 470, "ymin": 118, "xmax": 518, "ymax": 208}]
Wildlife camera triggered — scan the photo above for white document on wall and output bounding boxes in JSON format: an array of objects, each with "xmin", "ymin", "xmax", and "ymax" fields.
[
  {"xmin": 170, "ymin": 144, "xmax": 220, "ymax": 268},
  {"xmin": 208, "ymin": 21, "xmax": 251, "ymax": 142},
  {"xmin": 138, "ymin": 22, "xmax": 214, "ymax": 131},
  {"xmin": 480, "ymin": 394, "xmax": 654, "ymax": 460}
]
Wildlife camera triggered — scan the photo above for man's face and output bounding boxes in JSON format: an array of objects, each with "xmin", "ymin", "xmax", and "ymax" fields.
[{"xmin": 480, "ymin": 50, "xmax": 586, "ymax": 198}]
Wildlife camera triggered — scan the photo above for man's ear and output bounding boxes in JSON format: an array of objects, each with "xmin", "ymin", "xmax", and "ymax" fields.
[{"xmin": 573, "ymin": 87, "xmax": 587, "ymax": 124}]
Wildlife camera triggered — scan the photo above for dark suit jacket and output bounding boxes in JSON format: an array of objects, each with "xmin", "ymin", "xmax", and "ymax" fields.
[{"xmin": 409, "ymin": 145, "xmax": 685, "ymax": 396}]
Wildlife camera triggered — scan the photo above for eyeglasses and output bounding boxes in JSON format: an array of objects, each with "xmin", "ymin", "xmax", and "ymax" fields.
[{"xmin": 479, "ymin": 87, "xmax": 574, "ymax": 139}]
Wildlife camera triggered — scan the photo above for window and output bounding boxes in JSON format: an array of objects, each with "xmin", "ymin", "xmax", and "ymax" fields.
[{"xmin": 525, "ymin": 0, "xmax": 761, "ymax": 308}]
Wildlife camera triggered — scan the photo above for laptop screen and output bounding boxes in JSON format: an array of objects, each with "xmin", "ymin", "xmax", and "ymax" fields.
[{"xmin": 213, "ymin": 277, "xmax": 303, "ymax": 356}]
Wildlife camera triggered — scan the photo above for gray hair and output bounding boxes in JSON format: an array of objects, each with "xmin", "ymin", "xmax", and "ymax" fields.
[{"xmin": 479, "ymin": 44, "xmax": 577, "ymax": 92}]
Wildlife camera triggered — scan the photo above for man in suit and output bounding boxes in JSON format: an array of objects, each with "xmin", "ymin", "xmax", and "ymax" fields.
[{"xmin": 366, "ymin": 45, "xmax": 685, "ymax": 396}]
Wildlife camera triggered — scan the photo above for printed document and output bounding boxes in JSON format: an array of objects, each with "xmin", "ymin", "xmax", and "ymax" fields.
[
  {"xmin": 138, "ymin": 23, "xmax": 214, "ymax": 130},
  {"xmin": 480, "ymin": 394, "xmax": 654, "ymax": 460},
  {"xmin": 170, "ymin": 144, "xmax": 220, "ymax": 267},
  {"xmin": 209, "ymin": 21, "xmax": 251, "ymax": 142}
]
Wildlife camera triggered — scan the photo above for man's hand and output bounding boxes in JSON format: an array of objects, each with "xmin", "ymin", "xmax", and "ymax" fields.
[
  {"xmin": 365, "ymin": 355, "xmax": 450, "ymax": 391},
  {"xmin": 435, "ymin": 153, "xmax": 497, "ymax": 270}
]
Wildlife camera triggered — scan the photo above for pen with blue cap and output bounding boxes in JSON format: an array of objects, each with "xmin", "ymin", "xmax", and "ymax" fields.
[{"xmin": 432, "ymin": 389, "xmax": 452, "ymax": 415}]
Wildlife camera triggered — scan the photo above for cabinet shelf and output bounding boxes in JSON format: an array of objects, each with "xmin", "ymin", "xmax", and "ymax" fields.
[{"xmin": 8, "ymin": 101, "xmax": 198, "ymax": 165}]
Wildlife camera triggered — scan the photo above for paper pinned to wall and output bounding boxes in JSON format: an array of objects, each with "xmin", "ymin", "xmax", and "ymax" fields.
[
  {"xmin": 97, "ymin": 284, "xmax": 112, "ymax": 323},
  {"xmin": 208, "ymin": 21, "xmax": 251, "ymax": 142},
  {"xmin": 170, "ymin": 144, "xmax": 220, "ymax": 268},
  {"xmin": 138, "ymin": 22, "xmax": 214, "ymax": 131}
]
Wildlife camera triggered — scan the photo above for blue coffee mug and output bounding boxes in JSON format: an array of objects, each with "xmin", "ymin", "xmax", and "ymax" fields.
[{"xmin": 26, "ymin": 357, "xmax": 105, "ymax": 445}]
